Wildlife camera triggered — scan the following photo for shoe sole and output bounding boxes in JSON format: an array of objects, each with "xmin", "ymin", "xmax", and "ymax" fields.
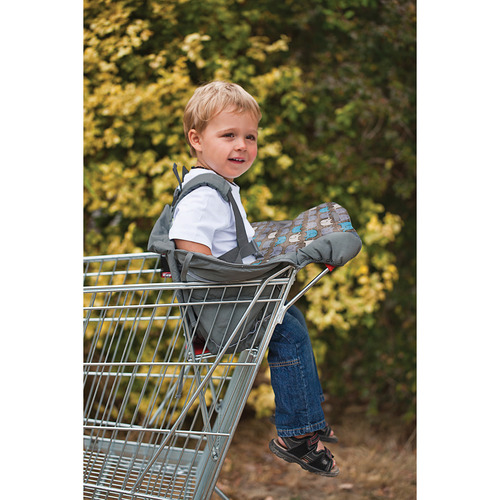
[{"xmin": 269, "ymin": 439, "xmax": 340, "ymax": 477}]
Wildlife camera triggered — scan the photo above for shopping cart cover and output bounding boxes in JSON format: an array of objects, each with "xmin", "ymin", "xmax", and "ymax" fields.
[
  {"xmin": 170, "ymin": 228, "xmax": 361, "ymax": 283},
  {"xmin": 147, "ymin": 170, "xmax": 362, "ymax": 353},
  {"xmin": 148, "ymin": 194, "xmax": 362, "ymax": 277}
]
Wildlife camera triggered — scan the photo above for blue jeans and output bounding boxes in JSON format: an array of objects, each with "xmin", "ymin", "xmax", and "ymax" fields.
[{"xmin": 267, "ymin": 305, "xmax": 326, "ymax": 437}]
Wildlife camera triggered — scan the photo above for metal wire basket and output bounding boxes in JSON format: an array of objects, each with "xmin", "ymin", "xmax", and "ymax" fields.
[{"xmin": 84, "ymin": 252, "xmax": 320, "ymax": 499}]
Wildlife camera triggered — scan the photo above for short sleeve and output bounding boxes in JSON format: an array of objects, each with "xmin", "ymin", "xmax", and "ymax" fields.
[{"xmin": 169, "ymin": 187, "xmax": 232, "ymax": 250}]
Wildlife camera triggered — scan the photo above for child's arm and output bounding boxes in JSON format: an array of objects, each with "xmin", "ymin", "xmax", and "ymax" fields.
[{"xmin": 174, "ymin": 239, "xmax": 212, "ymax": 256}]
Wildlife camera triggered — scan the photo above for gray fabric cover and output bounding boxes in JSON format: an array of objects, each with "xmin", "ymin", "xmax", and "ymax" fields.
[{"xmin": 147, "ymin": 176, "xmax": 362, "ymax": 353}]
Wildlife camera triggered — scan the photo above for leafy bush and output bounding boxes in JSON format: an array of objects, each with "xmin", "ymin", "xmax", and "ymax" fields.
[{"xmin": 84, "ymin": 0, "xmax": 416, "ymax": 421}]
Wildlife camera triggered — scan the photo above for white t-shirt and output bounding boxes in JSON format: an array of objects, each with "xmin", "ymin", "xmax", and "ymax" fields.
[{"xmin": 169, "ymin": 169, "xmax": 256, "ymax": 264}]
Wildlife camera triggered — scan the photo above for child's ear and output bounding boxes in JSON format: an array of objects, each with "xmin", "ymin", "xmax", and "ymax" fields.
[{"xmin": 188, "ymin": 129, "xmax": 203, "ymax": 152}]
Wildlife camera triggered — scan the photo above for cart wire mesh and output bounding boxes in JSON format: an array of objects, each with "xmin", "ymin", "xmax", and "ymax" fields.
[{"xmin": 83, "ymin": 252, "xmax": 297, "ymax": 499}]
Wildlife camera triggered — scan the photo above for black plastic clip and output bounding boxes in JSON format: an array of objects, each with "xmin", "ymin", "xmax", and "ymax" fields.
[{"xmin": 160, "ymin": 254, "xmax": 171, "ymax": 278}]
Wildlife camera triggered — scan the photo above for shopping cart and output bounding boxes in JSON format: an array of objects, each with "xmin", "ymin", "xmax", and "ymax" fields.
[{"xmin": 84, "ymin": 252, "xmax": 333, "ymax": 500}]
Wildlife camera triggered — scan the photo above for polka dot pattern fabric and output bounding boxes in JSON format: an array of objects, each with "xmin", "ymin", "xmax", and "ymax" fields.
[{"xmin": 251, "ymin": 202, "xmax": 356, "ymax": 264}]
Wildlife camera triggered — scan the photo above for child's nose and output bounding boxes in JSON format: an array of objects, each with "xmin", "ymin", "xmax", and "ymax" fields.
[{"xmin": 235, "ymin": 137, "xmax": 247, "ymax": 150}]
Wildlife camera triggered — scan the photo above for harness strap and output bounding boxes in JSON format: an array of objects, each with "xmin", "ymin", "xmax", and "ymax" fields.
[
  {"xmin": 218, "ymin": 189, "xmax": 261, "ymax": 263},
  {"xmin": 173, "ymin": 163, "xmax": 184, "ymax": 191},
  {"xmin": 173, "ymin": 167, "xmax": 262, "ymax": 264},
  {"xmin": 180, "ymin": 252, "xmax": 194, "ymax": 281}
]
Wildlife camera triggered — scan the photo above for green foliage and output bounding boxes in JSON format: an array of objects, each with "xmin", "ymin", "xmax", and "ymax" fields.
[{"xmin": 84, "ymin": 0, "xmax": 416, "ymax": 420}]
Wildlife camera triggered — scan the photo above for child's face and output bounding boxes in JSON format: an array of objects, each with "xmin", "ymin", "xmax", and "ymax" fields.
[{"xmin": 188, "ymin": 109, "xmax": 258, "ymax": 182}]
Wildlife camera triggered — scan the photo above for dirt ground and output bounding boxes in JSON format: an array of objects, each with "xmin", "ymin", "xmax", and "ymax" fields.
[{"xmin": 213, "ymin": 410, "xmax": 416, "ymax": 500}]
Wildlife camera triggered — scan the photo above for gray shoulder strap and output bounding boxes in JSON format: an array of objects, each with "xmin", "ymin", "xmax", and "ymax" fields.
[
  {"xmin": 175, "ymin": 173, "xmax": 232, "ymax": 206},
  {"xmin": 173, "ymin": 163, "xmax": 189, "ymax": 186},
  {"xmin": 222, "ymin": 192, "xmax": 261, "ymax": 262},
  {"xmin": 173, "ymin": 170, "xmax": 261, "ymax": 263}
]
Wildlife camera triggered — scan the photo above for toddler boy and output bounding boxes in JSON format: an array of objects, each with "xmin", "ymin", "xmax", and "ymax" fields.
[{"xmin": 169, "ymin": 81, "xmax": 340, "ymax": 477}]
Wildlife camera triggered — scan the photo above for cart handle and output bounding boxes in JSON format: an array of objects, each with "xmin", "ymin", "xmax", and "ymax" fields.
[{"xmin": 281, "ymin": 264, "xmax": 335, "ymax": 317}]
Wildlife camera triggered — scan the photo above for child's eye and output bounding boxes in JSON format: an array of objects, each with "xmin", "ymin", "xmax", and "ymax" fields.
[
  {"xmin": 223, "ymin": 133, "xmax": 235, "ymax": 138},
  {"xmin": 247, "ymin": 134, "xmax": 257, "ymax": 141}
]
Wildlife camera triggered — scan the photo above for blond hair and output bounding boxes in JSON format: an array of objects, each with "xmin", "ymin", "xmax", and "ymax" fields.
[{"xmin": 183, "ymin": 81, "xmax": 262, "ymax": 157}]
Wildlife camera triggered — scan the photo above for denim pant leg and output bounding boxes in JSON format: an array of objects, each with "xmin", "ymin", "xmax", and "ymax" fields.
[
  {"xmin": 286, "ymin": 306, "xmax": 325, "ymax": 404},
  {"xmin": 267, "ymin": 305, "xmax": 326, "ymax": 437}
]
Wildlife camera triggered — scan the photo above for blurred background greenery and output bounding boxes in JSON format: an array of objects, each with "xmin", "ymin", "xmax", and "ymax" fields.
[{"xmin": 84, "ymin": 0, "xmax": 415, "ymax": 425}]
